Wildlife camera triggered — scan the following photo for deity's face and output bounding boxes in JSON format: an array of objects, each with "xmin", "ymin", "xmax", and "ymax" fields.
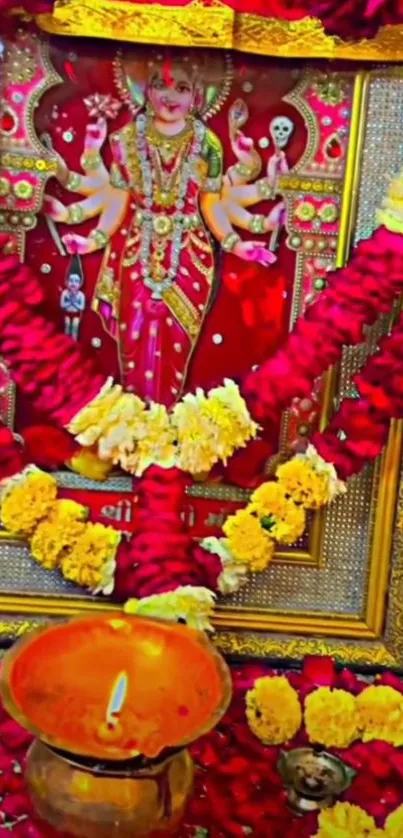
[
  {"xmin": 147, "ymin": 66, "xmax": 195, "ymax": 123},
  {"xmin": 67, "ymin": 274, "xmax": 82, "ymax": 291}
]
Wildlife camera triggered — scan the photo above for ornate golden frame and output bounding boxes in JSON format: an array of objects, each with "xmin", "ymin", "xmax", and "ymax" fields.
[{"xmin": 0, "ymin": 69, "xmax": 401, "ymax": 667}]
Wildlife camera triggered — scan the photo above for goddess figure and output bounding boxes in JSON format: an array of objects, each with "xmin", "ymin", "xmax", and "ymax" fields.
[{"xmin": 47, "ymin": 51, "xmax": 286, "ymax": 407}]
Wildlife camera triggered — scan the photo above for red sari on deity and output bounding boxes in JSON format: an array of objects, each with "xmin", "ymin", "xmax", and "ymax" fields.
[{"xmin": 93, "ymin": 113, "xmax": 223, "ymax": 408}]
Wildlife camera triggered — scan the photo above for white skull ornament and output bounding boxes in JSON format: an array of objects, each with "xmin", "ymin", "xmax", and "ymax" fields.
[{"xmin": 269, "ymin": 115, "xmax": 295, "ymax": 149}]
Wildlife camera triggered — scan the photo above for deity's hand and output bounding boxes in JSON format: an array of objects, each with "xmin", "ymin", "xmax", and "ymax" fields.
[
  {"xmin": 44, "ymin": 195, "xmax": 69, "ymax": 223},
  {"xmin": 85, "ymin": 118, "xmax": 108, "ymax": 151},
  {"xmin": 62, "ymin": 233, "xmax": 97, "ymax": 255},
  {"xmin": 231, "ymin": 132, "xmax": 254, "ymax": 160},
  {"xmin": 267, "ymin": 151, "xmax": 289, "ymax": 186},
  {"xmin": 52, "ymin": 152, "xmax": 69, "ymax": 186},
  {"xmin": 266, "ymin": 201, "xmax": 286, "ymax": 228},
  {"xmin": 234, "ymin": 240, "xmax": 277, "ymax": 267}
]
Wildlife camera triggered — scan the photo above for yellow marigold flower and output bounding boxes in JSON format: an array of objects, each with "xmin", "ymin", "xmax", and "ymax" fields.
[
  {"xmin": 223, "ymin": 509, "xmax": 274, "ymax": 571},
  {"xmin": 61, "ymin": 556, "xmax": 102, "ymax": 590},
  {"xmin": 276, "ymin": 458, "xmax": 330, "ymax": 510},
  {"xmin": 173, "ymin": 381, "xmax": 257, "ymax": 476},
  {"xmin": 31, "ymin": 518, "xmax": 86, "ymax": 570},
  {"xmin": 304, "ymin": 687, "xmax": 359, "ymax": 749},
  {"xmin": 50, "ymin": 499, "xmax": 89, "ymax": 522},
  {"xmin": 250, "ymin": 481, "xmax": 306, "ymax": 544},
  {"xmin": 131, "ymin": 403, "xmax": 177, "ymax": 475},
  {"xmin": 67, "ymin": 378, "xmax": 124, "ymax": 443},
  {"xmin": 276, "ymin": 445, "xmax": 345, "ymax": 510},
  {"xmin": 246, "ymin": 676, "xmax": 302, "ymax": 745},
  {"xmin": 356, "ymin": 685, "xmax": 403, "ymax": 746},
  {"xmin": 1, "ymin": 470, "xmax": 57, "ymax": 536},
  {"xmin": 125, "ymin": 586, "xmax": 216, "ymax": 632},
  {"xmin": 61, "ymin": 522, "xmax": 120, "ymax": 593},
  {"xmin": 313, "ymin": 802, "xmax": 376, "ymax": 838},
  {"xmin": 385, "ymin": 805, "xmax": 403, "ymax": 837},
  {"xmin": 69, "ymin": 449, "xmax": 113, "ymax": 482}
]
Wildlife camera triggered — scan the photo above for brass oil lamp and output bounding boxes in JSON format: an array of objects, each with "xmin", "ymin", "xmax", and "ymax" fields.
[{"xmin": 0, "ymin": 614, "xmax": 232, "ymax": 837}]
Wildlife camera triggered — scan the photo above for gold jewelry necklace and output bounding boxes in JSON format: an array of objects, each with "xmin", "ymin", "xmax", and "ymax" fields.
[{"xmin": 146, "ymin": 117, "xmax": 194, "ymax": 165}]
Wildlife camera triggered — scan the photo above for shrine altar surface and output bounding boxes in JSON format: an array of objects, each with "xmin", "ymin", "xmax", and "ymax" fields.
[{"xmin": 1, "ymin": 23, "xmax": 403, "ymax": 668}]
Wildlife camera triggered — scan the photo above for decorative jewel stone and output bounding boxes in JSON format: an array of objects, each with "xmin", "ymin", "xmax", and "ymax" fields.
[
  {"xmin": 289, "ymin": 235, "xmax": 302, "ymax": 248},
  {"xmin": 62, "ymin": 130, "xmax": 75, "ymax": 143},
  {"xmin": 174, "ymin": 343, "xmax": 182, "ymax": 353},
  {"xmin": 14, "ymin": 179, "xmax": 34, "ymax": 200},
  {"xmin": 258, "ymin": 137, "xmax": 269, "ymax": 149},
  {"xmin": 321, "ymin": 116, "xmax": 333, "ymax": 127},
  {"xmin": 304, "ymin": 239, "xmax": 314, "ymax": 250},
  {"xmin": 40, "ymin": 263, "xmax": 51, "ymax": 274},
  {"xmin": 127, "ymin": 361, "xmax": 135, "ymax": 369},
  {"xmin": 212, "ymin": 333, "xmax": 223, "ymax": 345},
  {"xmin": 91, "ymin": 338, "xmax": 102, "ymax": 349},
  {"xmin": 318, "ymin": 202, "xmax": 339, "ymax": 223},
  {"xmin": 242, "ymin": 82, "xmax": 253, "ymax": 93},
  {"xmin": 120, "ymin": 323, "xmax": 127, "ymax": 331},
  {"xmin": 324, "ymin": 135, "xmax": 343, "ymax": 160},
  {"xmin": 295, "ymin": 201, "xmax": 316, "ymax": 222},
  {"xmin": 145, "ymin": 371, "xmax": 154, "ymax": 380},
  {"xmin": 0, "ymin": 177, "xmax": 10, "ymax": 197},
  {"xmin": 0, "ymin": 109, "xmax": 17, "ymax": 135},
  {"xmin": 314, "ymin": 277, "xmax": 327, "ymax": 291}
]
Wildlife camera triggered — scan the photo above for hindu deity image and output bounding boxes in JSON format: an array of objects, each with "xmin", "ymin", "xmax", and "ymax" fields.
[{"xmin": 45, "ymin": 50, "xmax": 290, "ymax": 407}]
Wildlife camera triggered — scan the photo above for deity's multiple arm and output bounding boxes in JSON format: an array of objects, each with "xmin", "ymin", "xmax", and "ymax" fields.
[{"xmin": 46, "ymin": 118, "xmax": 287, "ymax": 264}]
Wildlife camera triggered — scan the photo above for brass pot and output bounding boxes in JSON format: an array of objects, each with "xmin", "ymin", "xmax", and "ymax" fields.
[{"xmin": 26, "ymin": 739, "xmax": 194, "ymax": 838}]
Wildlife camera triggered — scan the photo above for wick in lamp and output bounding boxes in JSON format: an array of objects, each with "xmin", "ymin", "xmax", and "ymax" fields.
[{"xmin": 0, "ymin": 614, "xmax": 232, "ymax": 837}]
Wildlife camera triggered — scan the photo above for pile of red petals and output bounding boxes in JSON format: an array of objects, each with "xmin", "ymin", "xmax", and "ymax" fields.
[
  {"xmin": 0, "ymin": 657, "xmax": 402, "ymax": 837},
  {"xmin": 114, "ymin": 466, "xmax": 222, "ymax": 601},
  {"xmin": 182, "ymin": 657, "xmax": 403, "ymax": 837}
]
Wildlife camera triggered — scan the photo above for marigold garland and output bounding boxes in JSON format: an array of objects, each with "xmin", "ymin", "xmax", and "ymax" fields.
[
  {"xmin": 67, "ymin": 378, "xmax": 258, "ymax": 478},
  {"xmin": 201, "ymin": 445, "xmax": 345, "ymax": 590},
  {"xmin": 0, "ymin": 468, "xmax": 120, "ymax": 595}
]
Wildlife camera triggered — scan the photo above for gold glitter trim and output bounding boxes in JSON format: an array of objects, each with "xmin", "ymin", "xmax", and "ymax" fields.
[
  {"xmin": 163, "ymin": 285, "xmax": 201, "ymax": 340},
  {"xmin": 36, "ymin": 0, "xmax": 403, "ymax": 62}
]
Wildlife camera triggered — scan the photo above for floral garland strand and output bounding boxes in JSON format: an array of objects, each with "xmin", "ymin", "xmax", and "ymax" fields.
[
  {"xmin": 201, "ymin": 445, "xmax": 345, "ymax": 591},
  {"xmin": 66, "ymin": 377, "xmax": 258, "ymax": 478},
  {"xmin": 241, "ymin": 225, "xmax": 403, "ymax": 429},
  {"xmin": 0, "ymin": 243, "xmax": 105, "ymax": 427},
  {"xmin": 0, "ymin": 468, "xmax": 120, "ymax": 594},
  {"xmin": 313, "ymin": 307, "xmax": 403, "ymax": 478},
  {"xmin": 114, "ymin": 465, "xmax": 221, "ymax": 603}
]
